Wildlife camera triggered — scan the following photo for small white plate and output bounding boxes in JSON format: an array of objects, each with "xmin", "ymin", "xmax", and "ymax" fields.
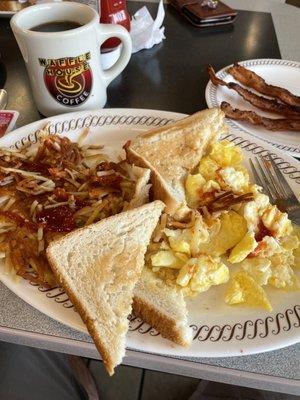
[
  {"xmin": 0, "ymin": 108, "xmax": 299, "ymax": 358},
  {"xmin": 205, "ymin": 59, "xmax": 300, "ymax": 157}
]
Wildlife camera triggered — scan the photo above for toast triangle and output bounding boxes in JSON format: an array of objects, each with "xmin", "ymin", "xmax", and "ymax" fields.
[
  {"xmin": 46, "ymin": 201, "xmax": 164, "ymax": 375},
  {"xmin": 125, "ymin": 108, "xmax": 227, "ymax": 217},
  {"xmin": 133, "ymin": 268, "xmax": 193, "ymax": 346}
]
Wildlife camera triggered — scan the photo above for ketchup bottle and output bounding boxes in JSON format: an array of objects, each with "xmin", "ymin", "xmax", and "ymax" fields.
[{"xmin": 100, "ymin": 0, "xmax": 131, "ymax": 52}]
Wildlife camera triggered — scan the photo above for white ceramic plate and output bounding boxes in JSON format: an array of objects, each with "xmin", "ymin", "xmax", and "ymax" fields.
[
  {"xmin": 0, "ymin": 11, "xmax": 15, "ymax": 18},
  {"xmin": 0, "ymin": 5, "xmax": 27, "ymax": 18},
  {"xmin": 205, "ymin": 59, "xmax": 300, "ymax": 158},
  {"xmin": 0, "ymin": 0, "xmax": 35, "ymax": 18},
  {"xmin": 0, "ymin": 108, "xmax": 299, "ymax": 358}
]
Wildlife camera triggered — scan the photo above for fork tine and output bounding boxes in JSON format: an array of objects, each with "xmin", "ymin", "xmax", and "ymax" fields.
[
  {"xmin": 253, "ymin": 157, "xmax": 276, "ymax": 202},
  {"xmin": 260, "ymin": 157, "xmax": 284, "ymax": 200},
  {"xmin": 249, "ymin": 158, "xmax": 265, "ymax": 190},
  {"xmin": 268, "ymin": 156, "xmax": 298, "ymax": 201},
  {"xmin": 250, "ymin": 156, "xmax": 299, "ymax": 221},
  {"xmin": 249, "ymin": 159, "xmax": 260, "ymax": 182}
]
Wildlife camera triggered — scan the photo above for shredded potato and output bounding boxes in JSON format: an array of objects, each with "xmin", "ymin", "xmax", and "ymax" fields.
[{"xmin": 0, "ymin": 131, "xmax": 139, "ymax": 287}]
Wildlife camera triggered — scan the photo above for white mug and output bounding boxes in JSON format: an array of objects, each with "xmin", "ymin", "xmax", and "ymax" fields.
[{"xmin": 11, "ymin": 2, "xmax": 132, "ymax": 116}]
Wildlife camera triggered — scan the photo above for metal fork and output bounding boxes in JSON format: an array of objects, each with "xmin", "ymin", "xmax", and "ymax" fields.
[{"xmin": 249, "ymin": 155, "xmax": 300, "ymax": 226}]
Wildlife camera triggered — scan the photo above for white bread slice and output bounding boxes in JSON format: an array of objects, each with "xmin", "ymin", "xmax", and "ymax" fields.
[
  {"xmin": 46, "ymin": 201, "xmax": 164, "ymax": 376},
  {"xmin": 125, "ymin": 108, "xmax": 227, "ymax": 217},
  {"xmin": 133, "ymin": 268, "xmax": 193, "ymax": 347},
  {"xmin": 124, "ymin": 169, "xmax": 192, "ymax": 346},
  {"xmin": 123, "ymin": 164, "xmax": 151, "ymax": 210},
  {"xmin": 124, "ymin": 166, "xmax": 192, "ymax": 345}
]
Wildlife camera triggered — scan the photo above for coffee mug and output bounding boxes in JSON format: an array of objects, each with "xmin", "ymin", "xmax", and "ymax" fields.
[{"xmin": 11, "ymin": 2, "xmax": 132, "ymax": 116}]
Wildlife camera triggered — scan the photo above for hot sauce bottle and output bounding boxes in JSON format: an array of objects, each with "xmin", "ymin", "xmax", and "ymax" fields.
[{"xmin": 100, "ymin": 0, "xmax": 131, "ymax": 52}]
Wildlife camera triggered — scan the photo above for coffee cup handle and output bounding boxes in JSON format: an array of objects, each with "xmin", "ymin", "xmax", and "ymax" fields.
[{"xmin": 96, "ymin": 24, "xmax": 132, "ymax": 86}]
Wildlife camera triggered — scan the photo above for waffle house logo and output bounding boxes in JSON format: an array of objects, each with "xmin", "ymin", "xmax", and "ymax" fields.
[{"xmin": 39, "ymin": 52, "xmax": 92, "ymax": 106}]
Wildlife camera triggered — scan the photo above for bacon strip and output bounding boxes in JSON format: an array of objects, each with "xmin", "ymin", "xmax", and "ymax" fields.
[
  {"xmin": 221, "ymin": 102, "xmax": 300, "ymax": 132},
  {"xmin": 208, "ymin": 65, "xmax": 300, "ymax": 118},
  {"xmin": 228, "ymin": 63, "xmax": 300, "ymax": 107}
]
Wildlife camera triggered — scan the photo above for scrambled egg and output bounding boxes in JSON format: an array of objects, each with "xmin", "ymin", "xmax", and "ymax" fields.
[
  {"xmin": 225, "ymin": 271, "xmax": 272, "ymax": 312},
  {"xmin": 148, "ymin": 140, "xmax": 300, "ymax": 310},
  {"xmin": 187, "ymin": 141, "xmax": 250, "ymax": 208},
  {"xmin": 177, "ymin": 256, "xmax": 229, "ymax": 294},
  {"xmin": 243, "ymin": 192, "xmax": 269, "ymax": 233},
  {"xmin": 199, "ymin": 211, "xmax": 247, "ymax": 256},
  {"xmin": 185, "ymin": 174, "xmax": 206, "ymax": 208},
  {"xmin": 150, "ymin": 214, "xmax": 229, "ymax": 296},
  {"xmin": 209, "ymin": 140, "xmax": 243, "ymax": 167},
  {"xmin": 228, "ymin": 232, "xmax": 257, "ymax": 263},
  {"xmin": 198, "ymin": 156, "xmax": 219, "ymax": 180},
  {"xmin": 240, "ymin": 257, "xmax": 272, "ymax": 286},
  {"xmin": 219, "ymin": 167, "xmax": 249, "ymax": 193},
  {"xmin": 268, "ymin": 252, "xmax": 300, "ymax": 290},
  {"xmin": 151, "ymin": 251, "xmax": 184, "ymax": 269},
  {"xmin": 261, "ymin": 205, "xmax": 293, "ymax": 238},
  {"xmin": 293, "ymin": 226, "xmax": 300, "ymax": 268}
]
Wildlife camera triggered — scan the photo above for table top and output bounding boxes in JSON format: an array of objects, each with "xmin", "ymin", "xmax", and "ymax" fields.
[{"xmin": 0, "ymin": 0, "xmax": 299, "ymax": 395}]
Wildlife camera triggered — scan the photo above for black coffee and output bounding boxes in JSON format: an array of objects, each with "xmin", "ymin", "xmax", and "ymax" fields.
[{"xmin": 31, "ymin": 21, "xmax": 82, "ymax": 32}]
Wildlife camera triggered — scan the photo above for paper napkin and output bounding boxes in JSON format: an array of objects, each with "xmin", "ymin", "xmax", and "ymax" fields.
[{"xmin": 130, "ymin": 0, "xmax": 166, "ymax": 54}]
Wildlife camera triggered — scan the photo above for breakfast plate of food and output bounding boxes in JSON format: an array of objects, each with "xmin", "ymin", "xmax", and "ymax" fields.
[
  {"xmin": 205, "ymin": 59, "xmax": 300, "ymax": 157},
  {"xmin": 0, "ymin": 0, "xmax": 32, "ymax": 17},
  {"xmin": 0, "ymin": 108, "xmax": 299, "ymax": 375}
]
